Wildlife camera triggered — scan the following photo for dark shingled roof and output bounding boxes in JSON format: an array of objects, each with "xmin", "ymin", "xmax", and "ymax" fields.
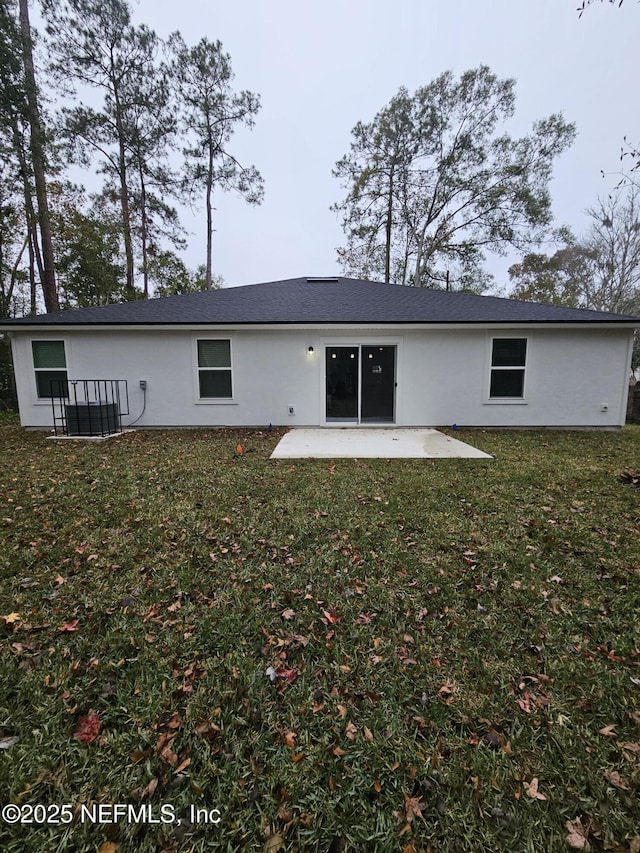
[{"xmin": 3, "ymin": 277, "xmax": 639, "ymax": 326}]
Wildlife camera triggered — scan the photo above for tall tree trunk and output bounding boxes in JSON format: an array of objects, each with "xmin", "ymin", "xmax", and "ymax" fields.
[
  {"xmin": 117, "ymin": 135, "xmax": 135, "ymax": 296},
  {"xmin": 27, "ymin": 226, "xmax": 36, "ymax": 314},
  {"xmin": 13, "ymin": 119, "xmax": 47, "ymax": 301},
  {"xmin": 26, "ymin": 207, "xmax": 42, "ymax": 303},
  {"xmin": 0, "ymin": 234, "xmax": 5, "ymax": 318},
  {"xmin": 401, "ymin": 232, "xmax": 410, "ymax": 286},
  {"xmin": 205, "ymin": 147, "xmax": 214, "ymax": 290},
  {"xmin": 12, "ymin": 119, "xmax": 45, "ymax": 287},
  {"xmin": 384, "ymin": 168, "xmax": 394, "ymax": 284},
  {"xmin": 139, "ymin": 162, "xmax": 149, "ymax": 298},
  {"xmin": 18, "ymin": 0, "xmax": 58, "ymax": 312},
  {"xmin": 112, "ymin": 81, "xmax": 135, "ymax": 296},
  {"xmin": 5, "ymin": 236, "xmax": 29, "ymax": 317},
  {"xmin": 413, "ymin": 220, "xmax": 433, "ymax": 287},
  {"xmin": 413, "ymin": 244, "xmax": 423, "ymax": 288}
]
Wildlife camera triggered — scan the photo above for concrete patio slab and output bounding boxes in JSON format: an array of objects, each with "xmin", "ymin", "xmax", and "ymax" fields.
[{"xmin": 270, "ymin": 428, "xmax": 492, "ymax": 459}]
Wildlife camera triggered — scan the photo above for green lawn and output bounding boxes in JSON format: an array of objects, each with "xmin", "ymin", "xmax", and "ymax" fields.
[{"xmin": 0, "ymin": 425, "xmax": 638, "ymax": 853}]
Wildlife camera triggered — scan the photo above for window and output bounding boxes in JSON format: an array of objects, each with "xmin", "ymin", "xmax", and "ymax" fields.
[
  {"xmin": 197, "ymin": 339, "xmax": 232, "ymax": 398},
  {"xmin": 489, "ymin": 338, "xmax": 527, "ymax": 399},
  {"xmin": 32, "ymin": 340, "xmax": 68, "ymax": 398}
]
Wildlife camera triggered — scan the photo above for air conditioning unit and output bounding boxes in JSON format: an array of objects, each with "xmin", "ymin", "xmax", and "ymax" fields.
[{"xmin": 65, "ymin": 402, "xmax": 119, "ymax": 436}]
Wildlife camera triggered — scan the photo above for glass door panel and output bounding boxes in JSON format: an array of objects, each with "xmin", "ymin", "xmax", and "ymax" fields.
[
  {"xmin": 326, "ymin": 347, "xmax": 359, "ymax": 421},
  {"xmin": 361, "ymin": 346, "xmax": 395, "ymax": 422}
]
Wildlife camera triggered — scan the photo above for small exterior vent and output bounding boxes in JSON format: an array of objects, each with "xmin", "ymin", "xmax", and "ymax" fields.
[{"xmin": 306, "ymin": 277, "xmax": 340, "ymax": 283}]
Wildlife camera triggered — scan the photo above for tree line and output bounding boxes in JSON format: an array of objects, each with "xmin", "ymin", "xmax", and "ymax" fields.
[
  {"xmin": 332, "ymin": 67, "xmax": 640, "ymax": 338},
  {"xmin": 508, "ymin": 191, "xmax": 640, "ymax": 319},
  {"xmin": 332, "ymin": 66, "xmax": 576, "ymax": 292},
  {"xmin": 0, "ymin": 0, "xmax": 263, "ymax": 319}
]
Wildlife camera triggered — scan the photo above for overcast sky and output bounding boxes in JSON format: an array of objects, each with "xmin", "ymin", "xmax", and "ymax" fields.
[{"xmin": 128, "ymin": 0, "xmax": 638, "ymax": 291}]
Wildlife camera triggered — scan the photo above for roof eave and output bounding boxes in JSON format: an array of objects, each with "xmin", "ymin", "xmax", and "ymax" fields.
[{"xmin": 3, "ymin": 319, "xmax": 638, "ymax": 332}]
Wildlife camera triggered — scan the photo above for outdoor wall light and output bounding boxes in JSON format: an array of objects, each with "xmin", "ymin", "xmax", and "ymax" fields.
[{"xmin": 308, "ymin": 346, "xmax": 314, "ymax": 353}]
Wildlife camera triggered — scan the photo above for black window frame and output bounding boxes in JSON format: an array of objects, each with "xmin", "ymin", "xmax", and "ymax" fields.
[
  {"xmin": 32, "ymin": 340, "xmax": 68, "ymax": 399},
  {"xmin": 489, "ymin": 337, "xmax": 527, "ymax": 400},
  {"xmin": 196, "ymin": 338, "xmax": 233, "ymax": 400}
]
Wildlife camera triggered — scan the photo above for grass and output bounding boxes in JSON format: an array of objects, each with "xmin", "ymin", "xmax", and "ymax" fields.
[
  {"xmin": 0, "ymin": 410, "xmax": 19, "ymax": 426},
  {"xmin": 0, "ymin": 425, "xmax": 638, "ymax": 853}
]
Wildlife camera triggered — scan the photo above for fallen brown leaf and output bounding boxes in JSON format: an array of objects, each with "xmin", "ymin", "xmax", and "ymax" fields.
[
  {"xmin": 620, "ymin": 469, "xmax": 640, "ymax": 488},
  {"xmin": 263, "ymin": 833, "xmax": 284, "ymax": 852},
  {"xmin": 322, "ymin": 607, "xmax": 342, "ymax": 624},
  {"xmin": 1, "ymin": 612, "xmax": 20, "ymax": 624},
  {"xmin": 403, "ymin": 793, "xmax": 425, "ymax": 823},
  {"xmin": 619, "ymin": 741, "xmax": 640, "ymax": 759},
  {"xmin": 603, "ymin": 768, "xmax": 630, "ymax": 790},
  {"xmin": 345, "ymin": 721, "xmax": 358, "ymax": 741},
  {"xmin": 516, "ymin": 692, "xmax": 532, "ymax": 713},
  {"xmin": 437, "ymin": 684, "xmax": 454, "ymax": 705},
  {"xmin": 74, "ymin": 711, "xmax": 100, "ymax": 744},
  {"xmin": 283, "ymin": 730, "xmax": 297, "ymax": 749},
  {"xmin": 523, "ymin": 777, "xmax": 547, "ymax": 800},
  {"xmin": 160, "ymin": 745, "xmax": 177, "ymax": 766},
  {"xmin": 140, "ymin": 777, "xmax": 158, "ymax": 800},
  {"xmin": 565, "ymin": 817, "xmax": 590, "ymax": 850},
  {"xmin": 273, "ymin": 666, "xmax": 299, "ymax": 685}
]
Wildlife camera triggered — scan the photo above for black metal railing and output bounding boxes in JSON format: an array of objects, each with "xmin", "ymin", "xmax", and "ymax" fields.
[{"xmin": 51, "ymin": 379, "xmax": 129, "ymax": 437}]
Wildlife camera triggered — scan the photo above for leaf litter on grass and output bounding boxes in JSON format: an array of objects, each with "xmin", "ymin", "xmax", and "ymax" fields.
[{"xmin": 0, "ymin": 426, "xmax": 639, "ymax": 851}]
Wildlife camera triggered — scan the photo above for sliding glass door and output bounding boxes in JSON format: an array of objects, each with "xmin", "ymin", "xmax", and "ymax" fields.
[
  {"xmin": 326, "ymin": 347, "xmax": 359, "ymax": 421},
  {"xmin": 325, "ymin": 345, "xmax": 396, "ymax": 423}
]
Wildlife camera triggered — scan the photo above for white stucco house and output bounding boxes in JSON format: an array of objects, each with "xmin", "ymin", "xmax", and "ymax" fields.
[{"xmin": 2, "ymin": 276, "xmax": 638, "ymax": 433}]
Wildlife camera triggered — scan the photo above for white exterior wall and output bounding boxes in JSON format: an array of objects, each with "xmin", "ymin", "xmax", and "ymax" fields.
[
  {"xmin": 399, "ymin": 327, "xmax": 632, "ymax": 427},
  {"xmin": 10, "ymin": 325, "xmax": 634, "ymax": 429}
]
